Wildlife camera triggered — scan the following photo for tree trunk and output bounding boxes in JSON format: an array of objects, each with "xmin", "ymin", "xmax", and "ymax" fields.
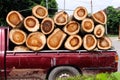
[
  {"xmin": 97, "ymin": 36, "xmax": 112, "ymax": 50},
  {"xmin": 47, "ymin": 28, "xmax": 67, "ymax": 50},
  {"xmin": 92, "ymin": 10, "xmax": 107, "ymax": 24},
  {"xmin": 26, "ymin": 32, "xmax": 46, "ymax": 51},
  {"xmin": 54, "ymin": 11, "xmax": 69, "ymax": 26},
  {"xmin": 41, "ymin": 17, "xmax": 54, "ymax": 35},
  {"xmin": 24, "ymin": 16, "xmax": 40, "ymax": 32},
  {"xmin": 9, "ymin": 29, "xmax": 27, "ymax": 45},
  {"xmin": 83, "ymin": 34, "xmax": 97, "ymax": 51},
  {"xmin": 94, "ymin": 24, "xmax": 105, "ymax": 38},
  {"xmin": 32, "ymin": 5, "xmax": 48, "ymax": 19},
  {"xmin": 64, "ymin": 35, "xmax": 82, "ymax": 50},
  {"xmin": 6, "ymin": 11, "xmax": 23, "ymax": 28},
  {"xmin": 81, "ymin": 18, "xmax": 94, "ymax": 33},
  {"xmin": 73, "ymin": 6, "xmax": 88, "ymax": 21},
  {"xmin": 119, "ymin": 25, "xmax": 120, "ymax": 39},
  {"xmin": 14, "ymin": 46, "xmax": 29, "ymax": 51},
  {"xmin": 63, "ymin": 21, "xmax": 80, "ymax": 35}
]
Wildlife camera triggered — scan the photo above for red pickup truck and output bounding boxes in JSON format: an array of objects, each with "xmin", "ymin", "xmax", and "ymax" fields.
[{"xmin": 0, "ymin": 27, "xmax": 119, "ymax": 80}]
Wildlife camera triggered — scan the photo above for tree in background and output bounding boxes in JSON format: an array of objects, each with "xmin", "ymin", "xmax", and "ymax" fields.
[
  {"xmin": 106, "ymin": 6, "xmax": 120, "ymax": 36},
  {"xmin": 40, "ymin": 0, "xmax": 58, "ymax": 17},
  {"xmin": 0, "ymin": 0, "xmax": 58, "ymax": 26}
]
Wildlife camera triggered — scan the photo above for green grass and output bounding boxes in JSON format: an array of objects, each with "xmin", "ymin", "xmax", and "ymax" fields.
[
  {"xmin": 107, "ymin": 34, "xmax": 118, "ymax": 37},
  {"xmin": 57, "ymin": 72, "xmax": 120, "ymax": 80}
]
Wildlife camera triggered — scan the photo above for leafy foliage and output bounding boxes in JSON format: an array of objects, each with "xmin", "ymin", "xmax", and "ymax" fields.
[
  {"xmin": 106, "ymin": 6, "xmax": 120, "ymax": 34},
  {"xmin": 0, "ymin": 0, "xmax": 58, "ymax": 26},
  {"xmin": 57, "ymin": 72, "xmax": 120, "ymax": 80}
]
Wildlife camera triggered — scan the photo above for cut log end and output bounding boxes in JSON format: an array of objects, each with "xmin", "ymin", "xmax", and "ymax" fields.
[
  {"xmin": 32, "ymin": 5, "xmax": 48, "ymax": 19},
  {"xmin": 92, "ymin": 10, "xmax": 107, "ymax": 24},
  {"xmin": 47, "ymin": 28, "xmax": 67, "ymax": 50},
  {"xmin": 6, "ymin": 11, "xmax": 23, "ymax": 28},
  {"xmin": 24, "ymin": 16, "xmax": 39, "ymax": 32},
  {"xmin": 81, "ymin": 18, "xmax": 94, "ymax": 33},
  {"xmin": 54, "ymin": 11, "xmax": 69, "ymax": 26},
  {"xmin": 26, "ymin": 32, "xmax": 46, "ymax": 51},
  {"xmin": 41, "ymin": 17, "xmax": 54, "ymax": 35},
  {"xmin": 9, "ymin": 29, "xmax": 26, "ymax": 45},
  {"xmin": 13, "ymin": 46, "xmax": 30, "ymax": 51},
  {"xmin": 83, "ymin": 34, "xmax": 97, "ymax": 51},
  {"xmin": 97, "ymin": 36, "xmax": 112, "ymax": 50},
  {"xmin": 73, "ymin": 6, "xmax": 88, "ymax": 21},
  {"xmin": 63, "ymin": 21, "xmax": 80, "ymax": 35},
  {"xmin": 65, "ymin": 35, "xmax": 82, "ymax": 50},
  {"xmin": 94, "ymin": 24, "xmax": 105, "ymax": 38}
]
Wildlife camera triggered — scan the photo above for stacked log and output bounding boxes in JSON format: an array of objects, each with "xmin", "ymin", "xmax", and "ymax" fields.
[
  {"xmin": 6, "ymin": 11, "xmax": 23, "ymax": 28},
  {"xmin": 83, "ymin": 34, "xmax": 97, "ymax": 51},
  {"xmin": 54, "ymin": 11, "xmax": 69, "ymax": 26},
  {"xmin": 6, "ymin": 5, "xmax": 112, "ymax": 51},
  {"xmin": 47, "ymin": 28, "xmax": 67, "ymax": 50},
  {"xmin": 24, "ymin": 16, "xmax": 40, "ymax": 32},
  {"xmin": 65, "ymin": 35, "xmax": 82, "ymax": 50},
  {"xmin": 9, "ymin": 29, "xmax": 26, "ymax": 45},
  {"xmin": 41, "ymin": 17, "xmax": 54, "ymax": 35},
  {"xmin": 26, "ymin": 32, "xmax": 46, "ymax": 51},
  {"xmin": 32, "ymin": 5, "xmax": 48, "ymax": 19},
  {"xmin": 63, "ymin": 21, "xmax": 80, "ymax": 35}
]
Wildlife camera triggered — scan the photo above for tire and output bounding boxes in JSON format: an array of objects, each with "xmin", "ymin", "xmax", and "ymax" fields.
[{"xmin": 48, "ymin": 66, "xmax": 80, "ymax": 80}]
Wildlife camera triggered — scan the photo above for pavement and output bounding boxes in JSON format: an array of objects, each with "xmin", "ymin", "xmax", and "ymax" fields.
[{"xmin": 110, "ymin": 37, "xmax": 120, "ymax": 72}]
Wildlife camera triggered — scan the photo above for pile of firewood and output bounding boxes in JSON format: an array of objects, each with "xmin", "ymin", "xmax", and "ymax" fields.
[{"xmin": 6, "ymin": 5, "xmax": 112, "ymax": 51}]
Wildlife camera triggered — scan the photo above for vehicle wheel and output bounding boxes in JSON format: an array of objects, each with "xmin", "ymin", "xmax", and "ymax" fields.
[{"xmin": 48, "ymin": 66, "xmax": 80, "ymax": 80}]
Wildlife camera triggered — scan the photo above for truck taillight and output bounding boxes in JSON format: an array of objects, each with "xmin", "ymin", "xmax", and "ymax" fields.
[{"xmin": 115, "ymin": 55, "xmax": 119, "ymax": 62}]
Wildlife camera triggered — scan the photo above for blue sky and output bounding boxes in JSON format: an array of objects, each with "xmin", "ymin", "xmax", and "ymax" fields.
[{"xmin": 56, "ymin": 0, "xmax": 120, "ymax": 15}]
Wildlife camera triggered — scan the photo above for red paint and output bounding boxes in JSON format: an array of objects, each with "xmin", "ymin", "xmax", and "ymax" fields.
[{"xmin": 0, "ymin": 27, "xmax": 118, "ymax": 80}]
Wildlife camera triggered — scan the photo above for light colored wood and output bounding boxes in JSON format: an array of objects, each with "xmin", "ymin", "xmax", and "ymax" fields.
[
  {"xmin": 97, "ymin": 36, "xmax": 112, "ymax": 50},
  {"xmin": 41, "ymin": 17, "xmax": 54, "ymax": 35},
  {"xmin": 32, "ymin": 5, "xmax": 48, "ymax": 19},
  {"xmin": 9, "ymin": 29, "xmax": 26, "ymax": 45},
  {"xmin": 63, "ymin": 21, "xmax": 80, "ymax": 35},
  {"xmin": 47, "ymin": 28, "xmax": 67, "ymax": 50},
  {"xmin": 26, "ymin": 32, "xmax": 46, "ymax": 51},
  {"xmin": 92, "ymin": 10, "xmax": 107, "ymax": 24},
  {"xmin": 73, "ymin": 6, "xmax": 88, "ymax": 21},
  {"xmin": 94, "ymin": 24, "xmax": 105, "ymax": 38},
  {"xmin": 65, "ymin": 35, "xmax": 82, "ymax": 50},
  {"xmin": 81, "ymin": 18, "xmax": 94, "ymax": 33},
  {"xmin": 6, "ymin": 11, "xmax": 23, "ymax": 28},
  {"xmin": 83, "ymin": 34, "xmax": 97, "ymax": 51},
  {"xmin": 24, "ymin": 16, "xmax": 40, "ymax": 32},
  {"xmin": 13, "ymin": 46, "xmax": 29, "ymax": 51},
  {"xmin": 54, "ymin": 11, "xmax": 69, "ymax": 26}
]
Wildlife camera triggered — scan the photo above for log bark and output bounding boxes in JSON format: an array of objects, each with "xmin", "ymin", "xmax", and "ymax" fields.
[
  {"xmin": 73, "ymin": 6, "xmax": 88, "ymax": 21},
  {"xmin": 83, "ymin": 34, "xmax": 97, "ymax": 51},
  {"xmin": 47, "ymin": 28, "xmax": 67, "ymax": 50},
  {"xmin": 92, "ymin": 10, "xmax": 107, "ymax": 24},
  {"xmin": 94, "ymin": 24, "xmax": 105, "ymax": 38},
  {"xmin": 13, "ymin": 46, "xmax": 29, "ymax": 51},
  {"xmin": 81, "ymin": 18, "xmax": 94, "ymax": 33},
  {"xmin": 54, "ymin": 11, "xmax": 69, "ymax": 26},
  {"xmin": 32, "ymin": 5, "xmax": 48, "ymax": 19},
  {"xmin": 63, "ymin": 21, "xmax": 80, "ymax": 35},
  {"xmin": 65, "ymin": 35, "xmax": 82, "ymax": 50},
  {"xmin": 41, "ymin": 17, "xmax": 54, "ymax": 35},
  {"xmin": 24, "ymin": 16, "xmax": 40, "ymax": 32},
  {"xmin": 26, "ymin": 32, "xmax": 46, "ymax": 51},
  {"xmin": 6, "ymin": 11, "xmax": 23, "ymax": 28},
  {"xmin": 97, "ymin": 36, "xmax": 112, "ymax": 50},
  {"xmin": 9, "ymin": 29, "xmax": 26, "ymax": 45}
]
